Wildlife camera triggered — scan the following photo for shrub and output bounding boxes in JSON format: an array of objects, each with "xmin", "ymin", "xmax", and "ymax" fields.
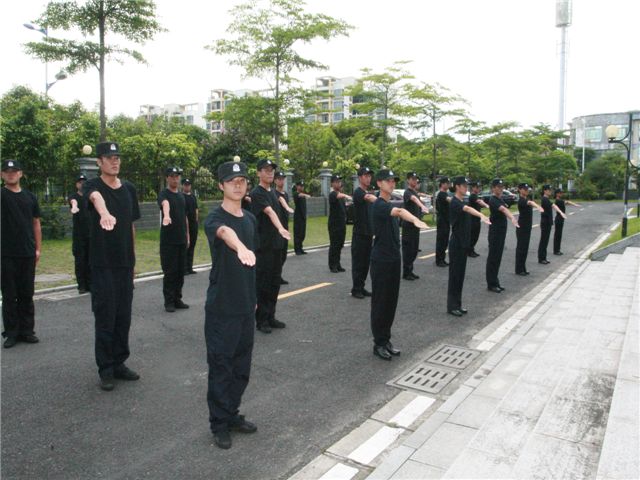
[
  {"xmin": 577, "ymin": 181, "xmax": 599, "ymax": 200},
  {"xmin": 40, "ymin": 204, "xmax": 67, "ymax": 239},
  {"xmin": 603, "ymin": 191, "xmax": 617, "ymax": 200}
]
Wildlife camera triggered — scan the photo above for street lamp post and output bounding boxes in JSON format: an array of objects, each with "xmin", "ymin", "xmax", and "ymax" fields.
[
  {"xmin": 23, "ymin": 23, "xmax": 48, "ymax": 95},
  {"xmin": 605, "ymin": 113, "xmax": 634, "ymax": 238}
]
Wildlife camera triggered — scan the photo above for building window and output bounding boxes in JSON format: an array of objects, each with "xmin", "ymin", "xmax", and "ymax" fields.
[
  {"xmin": 320, "ymin": 114, "xmax": 329, "ymax": 123},
  {"xmin": 334, "ymin": 100, "xmax": 343, "ymax": 109},
  {"xmin": 585, "ymin": 126, "xmax": 602, "ymax": 142},
  {"xmin": 333, "ymin": 89, "xmax": 343, "ymax": 96},
  {"xmin": 613, "ymin": 125, "xmax": 628, "ymax": 140},
  {"xmin": 333, "ymin": 113, "xmax": 343, "ymax": 121}
]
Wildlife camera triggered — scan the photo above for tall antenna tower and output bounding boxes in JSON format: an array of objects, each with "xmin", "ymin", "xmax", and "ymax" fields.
[{"xmin": 556, "ymin": 0, "xmax": 572, "ymax": 131}]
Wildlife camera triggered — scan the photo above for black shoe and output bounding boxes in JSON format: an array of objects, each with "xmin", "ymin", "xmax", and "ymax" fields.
[
  {"xmin": 403, "ymin": 274, "xmax": 415, "ymax": 281},
  {"xmin": 442, "ymin": 261, "xmax": 449, "ymax": 266},
  {"xmin": 525, "ymin": 271, "xmax": 530, "ymax": 275},
  {"xmin": 300, "ymin": 251, "xmax": 308, "ymax": 255},
  {"xmin": 114, "ymin": 365, "xmax": 140, "ymax": 381},
  {"xmin": 516, "ymin": 271, "xmax": 527, "ymax": 276},
  {"xmin": 268, "ymin": 318, "xmax": 286, "ymax": 329},
  {"xmin": 3, "ymin": 337, "xmax": 18, "ymax": 348},
  {"xmin": 175, "ymin": 301, "xmax": 190, "ymax": 309},
  {"xmin": 385, "ymin": 342, "xmax": 401, "ymax": 356},
  {"xmin": 337, "ymin": 266, "xmax": 346, "ymax": 272},
  {"xmin": 539, "ymin": 260, "xmax": 550, "ymax": 265},
  {"xmin": 362, "ymin": 289, "xmax": 372, "ymax": 297},
  {"xmin": 460, "ymin": 308, "xmax": 468, "ymax": 314},
  {"xmin": 295, "ymin": 251, "xmax": 304, "ymax": 255},
  {"xmin": 436, "ymin": 262, "xmax": 447, "ymax": 267},
  {"xmin": 351, "ymin": 291, "xmax": 365, "ymax": 299},
  {"xmin": 468, "ymin": 251, "xmax": 480, "ymax": 258},
  {"xmin": 78, "ymin": 287, "xmax": 89, "ymax": 294},
  {"xmin": 19, "ymin": 334, "xmax": 39, "ymax": 344},
  {"xmin": 99, "ymin": 375, "xmax": 115, "ymax": 391},
  {"xmin": 498, "ymin": 286, "xmax": 505, "ymax": 292},
  {"xmin": 165, "ymin": 304, "xmax": 176, "ymax": 312},
  {"xmin": 373, "ymin": 345, "xmax": 392, "ymax": 360},
  {"xmin": 280, "ymin": 278, "xmax": 289, "ymax": 285},
  {"xmin": 257, "ymin": 324, "xmax": 272, "ymax": 334},
  {"xmin": 229, "ymin": 415, "xmax": 257, "ymax": 434},
  {"xmin": 213, "ymin": 429, "xmax": 232, "ymax": 449},
  {"xmin": 487, "ymin": 286, "xmax": 502, "ymax": 293},
  {"xmin": 330, "ymin": 267, "xmax": 339, "ymax": 273},
  {"xmin": 411, "ymin": 273, "xmax": 420, "ymax": 280},
  {"xmin": 554, "ymin": 251, "xmax": 563, "ymax": 256},
  {"xmin": 189, "ymin": 270, "xmax": 197, "ymax": 274},
  {"xmin": 448, "ymin": 309, "xmax": 464, "ymax": 317}
]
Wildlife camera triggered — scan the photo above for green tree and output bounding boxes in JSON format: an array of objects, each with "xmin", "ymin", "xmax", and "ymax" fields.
[
  {"xmin": 581, "ymin": 152, "xmax": 626, "ymax": 195},
  {"xmin": 209, "ymin": 0, "xmax": 352, "ymax": 160},
  {"xmin": 287, "ymin": 121, "xmax": 341, "ymax": 182},
  {"xmin": 25, "ymin": 0, "xmax": 164, "ymax": 141}
]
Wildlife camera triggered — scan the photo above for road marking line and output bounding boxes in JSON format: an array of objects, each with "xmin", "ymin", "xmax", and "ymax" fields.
[
  {"xmin": 318, "ymin": 463, "xmax": 359, "ymax": 480},
  {"xmin": 389, "ymin": 396, "xmax": 435, "ymax": 428},
  {"xmin": 347, "ymin": 426, "xmax": 404, "ymax": 465},
  {"xmin": 533, "ymin": 223, "xmax": 540, "ymax": 228},
  {"xmin": 418, "ymin": 253, "xmax": 436, "ymax": 260},
  {"xmin": 278, "ymin": 282, "xmax": 333, "ymax": 300},
  {"xmin": 580, "ymin": 208, "xmax": 585, "ymax": 211},
  {"xmin": 569, "ymin": 212, "xmax": 575, "ymax": 215}
]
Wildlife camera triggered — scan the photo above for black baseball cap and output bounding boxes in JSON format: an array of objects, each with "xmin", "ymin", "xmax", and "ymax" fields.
[
  {"xmin": 554, "ymin": 188, "xmax": 563, "ymax": 195},
  {"xmin": 357, "ymin": 166, "xmax": 373, "ymax": 176},
  {"xmin": 452, "ymin": 176, "xmax": 469, "ymax": 186},
  {"xmin": 165, "ymin": 166, "xmax": 182, "ymax": 176},
  {"xmin": 518, "ymin": 183, "xmax": 530, "ymax": 190},
  {"xmin": 331, "ymin": 174, "xmax": 342, "ymax": 182},
  {"xmin": 438, "ymin": 176, "xmax": 450, "ymax": 185},
  {"xmin": 257, "ymin": 159, "xmax": 277, "ymax": 170},
  {"xmin": 376, "ymin": 169, "xmax": 400, "ymax": 182},
  {"xmin": 218, "ymin": 161, "xmax": 249, "ymax": 182},
  {"xmin": 182, "ymin": 178, "xmax": 192, "ymax": 185},
  {"xmin": 468, "ymin": 180, "xmax": 479, "ymax": 187},
  {"xmin": 96, "ymin": 142, "xmax": 120, "ymax": 157},
  {"xmin": 2, "ymin": 159, "xmax": 22, "ymax": 171},
  {"xmin": 295, "ymin": 180, "xmax": 305, "ymax": 186},
  {"xmin": 542, "ymin": 184, "xmax": 552, "ymax": 191},
  {"xmin": 491, "ymin": 178, "xmax": 504, "ymax": 187},
  {"xmin": 274, "ymin": 171, "xmax": 286, "ymax": 178},
  {"xmin": 406, "ymin": 171, "xmax": 419, "ymax": 179},
  {"xmin": 77, "ymin": 174, "xmax": 87, "ymax": 182}
]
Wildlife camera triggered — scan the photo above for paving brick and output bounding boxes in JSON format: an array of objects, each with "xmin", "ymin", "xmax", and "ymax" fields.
[
  {"xmin": 411, "ymin": 422, "xmax": 477, "ymax": 470},
  {"xmin": 390, "ymin": 460, "xmax": 444, "ymax": 479},
  {"xmin": 443, "ymin": 447, "xmax": 516, "ymax": 479},
  {"xmin": 553, "ymin": 368, "xmax": 615, "ymax": 404},
  {"xmin": 365, "ymin": 445, "xmax": 415, "ymax": 480},
  {"xmin": 468, "ymin": 409, "xmax": 536, "ymax": 458},
  {"xmin": 473, "ymin": 372, "xmax": 518, "ymax": 400},
  {"xmin": 596, "ymin": 414, "xmax": 640, "ymax": 479},
  {"xmin": 403, "ymin": 412, "xmax": 449, "ymax": 450},
  {"xmin": 499, "ymin": 380, "xmax": 554, "ymax": 420},
  {"xmin": 447, "ymin": 394, "xmax": 500, "ymax": 429}
]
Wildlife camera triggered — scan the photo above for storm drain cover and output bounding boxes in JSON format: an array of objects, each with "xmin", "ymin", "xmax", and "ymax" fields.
[
  {"xmin": 426, "ymin": 344, "xmax": 480, "ymax": 370},
  {"xmin": 393, "ymin": 364, "xmax": 458, "ymax": 394}
]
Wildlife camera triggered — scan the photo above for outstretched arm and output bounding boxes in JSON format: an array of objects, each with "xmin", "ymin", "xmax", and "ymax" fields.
[
  {"xmin": 527, "ymin": 200, "xmax": 545, "ymax": 213},
  {"xmin": 33, "ymin": 218, "xmax": 42, "ymax": 264},
  {"xmin": 499, "ymin": 205, "xmax": 519, "ymax": 227},
  {"xmin": 464, "ymin": 205, "xmax": 491, "ymax": 224},
  {"xmin": 278, "ymin": 195, "xmax": 294, "ymax": 214},
  {"xmin": 70, "ymin": 199, "xmax": 79, "ymax": 214},
  {"xmin": 567, "ymin": 200, "xmax": 581, "ymax": 207},
  {"xmin": 216, "ymin": 226, "xmax": 256, "ymax": 266},
  {"xmin": 552, "ymin": 203, "xmax": 567, "ymax": 219},
  {"xmin": 477, "ymin": 198, "xmax": 489, "ymax": 209},
  {"xmin": 161, "ymin": 200, "xmax": 171, "ymax": 226},
  {"xmin": 410, "ymin": 195, "xmax": 430, "ymax": 213},
  {"xmin": 89, "ymin": 191, "xmax": 116, "ymax": 230},
  {"xmin": 263, "ymin": 206, "xmax": 291, "ymax": 240},
  {"xmin": 391, "ymin": 207, "xmax": 429, "ymax": 229}
]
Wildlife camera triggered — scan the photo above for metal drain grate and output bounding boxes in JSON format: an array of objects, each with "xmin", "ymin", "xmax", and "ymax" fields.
[
  {"xmin": 393, "ymin": 364, "xmax": 458, "ymax": 394},
  {"xmin": 426, "ymin": 344, "xmax": 480, "ymax": 370}
]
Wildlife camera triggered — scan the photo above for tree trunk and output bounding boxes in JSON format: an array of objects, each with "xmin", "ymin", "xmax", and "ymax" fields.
[{"xmin": 99, "ymin": 0, "xmax": 106, "ymax": 141}]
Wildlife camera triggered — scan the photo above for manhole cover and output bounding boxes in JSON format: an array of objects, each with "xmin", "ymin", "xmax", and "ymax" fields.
[
  {"xmin": 393, "ymin": 364, "xmax": 458, "ymax": 394},
  {"xmin": 426, "ymin": 344, "xmax": 480, "ymax": 370}
]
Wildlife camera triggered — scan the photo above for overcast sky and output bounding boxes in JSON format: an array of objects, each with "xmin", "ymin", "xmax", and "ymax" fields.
[{"xmin": 2, "ymin": 0, "xmax": 639, "ymax": 132}]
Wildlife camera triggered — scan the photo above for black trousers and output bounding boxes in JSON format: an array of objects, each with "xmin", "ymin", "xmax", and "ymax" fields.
[
  {"xmin": 538, "ymin": 221, "xmax": 552, "ymax": 261},
  {"xmin": 73, "ymin": 236, "xmax": 91, "ymax": 290},
  {"xmin": 370, "ymin": 259, "xmax": 401, "ymax": 346},
  {"xmin": 402, "ymin": 229, "xmax": 420, "ymax": 276},
  {"xmin": 435, "ymin": 221, "xmax": 450, "ymax": 263},
  {"xmin": 91, "ymin": 267, "xmax": 134, "ymax": 375},
  {"xmin": 553, "ymin": 219, "xmax": 564, "ymax": 254},
  {"xmin": 185, "ymin": 225, "xmax": 198, "ymax": 273},
  {"xmin": 468, "ymin": 218, "xmax": 481, "ymax": 254},
  {"xmin": 328, "ymin": 225, "xmax": 346, "ymax": 268},
  {"xmin": 1, "ymin": 256, "xmax": 36, "ymax": 339},
  {"xmin": 293, "ymin": 215, "xmax": 306, "ymax": 253},
  {"xmin": 205, "ymin": 311, "xmax": 254, "ymax": 433},
  {"xmin": 255, "ymin": 248, "xmax": 282, "ymax": 327},
  {"xmin": 486, "ymin": 228, "xmax": 506, "ymax": 288},
  {"xmin": 447, "ymin": 241, "xmax": 468, "ymax": 311},
  {"xmin": 351, "ymin": 234, "xmax": 373, "ymax": 293},
  {"xmin": 161, "ymin": 243, "xmax": 186, "ymax": 306},
  {"xmin": 515, "ymin": 226, "xmax": 532, "ymax": 274}
]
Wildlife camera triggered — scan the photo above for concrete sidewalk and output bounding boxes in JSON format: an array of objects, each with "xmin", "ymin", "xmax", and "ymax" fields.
[{"xmin": 292, "ymin": 247, "xmax": 639, "ymax": 480}]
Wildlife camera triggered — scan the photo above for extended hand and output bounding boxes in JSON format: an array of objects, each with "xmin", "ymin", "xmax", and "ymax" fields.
[
  {"xmin": 71, "ymin": 206, "xmax": 79, "ymax": 214},
  {"xmin": 562, "ymin": 213, "xmax": 567, "ymax": 219},
  {"xmin": 415, "ymin": 219, "xmax": 429, "ymax": 229},
  {"xmin": 237, "ymin": 247, "xmax": 256, "ymax": 267},
  {"xmin": 512, "ymin": 217, "xmax": 520, "ymax": 228},
  {"xmin": 99, "ymin": 213, "xmax": 117, "ymax": 230},
  {"xmin": 482, "ymin": 216, "xmax": 492, "ymax": 225},
  {"xmin": 279, "ymin": 227, "xmax": 291, "ymax": 240},
  {"xmin": 35, "ymin": 249, "xmax": 41, "ymax": 264},
  {"xmin": 162, "ymin": 216, "xmax": 172, "ymax": 226},
  {"xmin": 538, "ymin": 207, "xmax": 544, "ymax": 213}
]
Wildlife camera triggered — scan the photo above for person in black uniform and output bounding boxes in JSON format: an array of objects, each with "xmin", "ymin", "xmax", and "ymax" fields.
[
  {"xmin": 69, "ymin": 174, "xmax": 91, "ymax": 293},
  {"xmin": 435, "ymin": 176, "xmax": 451, "ymax": 267},
  {"xmin": 447, "ymin": 176, "xmax": 491, "ymax": 316},
  {"xmin": 182, "ymin": 178, "xmax": 199, "ymax": 275},
  {"xmin": 351, "ymin": 166, "xmax": 377, "ymax": 298},
  {"xmin": 537, "ymin": 185, "xmax": 566, "ymax": 264},
  {"xmin": 371, "ymin": 169, "xmax": 428, "ymax": 360},
  {"xmin": 204, "ymin": 160, "xmax": 259, "ymax": 450},
  {"xmin": 250, "ymin": 159, "xmax": 290, "ymax": 334},
  {"xmin": 1, "ymin": 159, "xmax": 42, "ymax": 349},
  {"xmin": 402, "ymin": 172, "xmax": 430, "ymax": 280},
  {"xmin": 274, "ymin": 171, "xmax": 294, "ymax": 285},
  {"xmin": 553, "ymin": 188, "xmax": 579, "ymax": 256},
  {"xmin": 293, "ymin": 181, "xmax": 310, "ymax": 255},
  {"xmin": 486, "ymin": 178, "xmax": 519, "ymax": 293},
  {"xmin": 467, "ymin": 181, "xmax": 488, "ymax": 257},
  {"xmin": 159, "ymin": 167, "xmax": 190, "ymax": 312},
  {"xmin": 328, "ymin": 175, "xmax": 351, "ymax": 273},
  {"xmin": 84, "ymin": 142, "xmax": 141, "ymax": 391},
  {"xmin": 515, "ymin": 183, "xmax": 544, "ymax": 276}
]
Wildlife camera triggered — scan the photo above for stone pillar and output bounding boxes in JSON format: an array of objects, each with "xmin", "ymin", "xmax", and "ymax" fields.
[
  {"xmin": 285, "ymin": 170, "xmax": 294, "ymax": 194},
  {"xmin": 319, "ymin": 168, "xmax": 333, "ymax": 198},
  {"xmin": 352, "ymin": 174, "xmax": 360, "ymax": 193},
  {"xmin": 76, "ymin": 157, "xmax": 99, "ymax": 179}
]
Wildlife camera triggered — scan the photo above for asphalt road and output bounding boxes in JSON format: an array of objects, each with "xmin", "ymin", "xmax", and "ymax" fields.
[{"xmin": 1, "ymin": 202, "xmax": 622, "ymax": 479}]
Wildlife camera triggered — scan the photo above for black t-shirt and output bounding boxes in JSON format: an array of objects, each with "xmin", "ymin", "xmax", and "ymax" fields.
[
  {"xmin": 250, "ymin": 185, "xmax": 284, "ymax": 250},
  {"xmin": 69, "ymin": 192, "xmax": 90, "ymax": 239},
  {"xmin": 204, "ymin": 206, "xmax": 258, "ymax": 317},
  {"xmin": 241, "ymin": 196, "xmax": 252, "ymax": 212},
  {"xmin": 184, "ymin": 193, "xmax": 198, "ymax": 227},
  {"xmin": 518, "ymin": 196, "xmax": 532, "ymax": 229},
  {"xmin": 468, "ymin": 193, "xmax": 481, "ymax": 223},
  {"xmin": 293, "ymin": 191, "xmax": 307, "ymax": 220},
  {"xmin": 158, "ymin": 189, "xmax": 187, "ymax": 245},
  {"xmin": 540, "ymin": 196, "xmax": 553, "ymax": 224},
  {"xmin": 84, "ymin": 177, "xmax": 140, "ymax": 268},
  {"xmin": 555, "ymin": 198, "xmax": 566, "ymax": 222},
  {"xmin": 489, "ymin": 195, "xmax": 507, "ymax": 231},
  {"xmin": 353, "ymin": 187, "xmax": 373, "ymax": 236},
  {"xmin": 328, "ymin": 190, "xmax": 346, "ymax": 230},
  {"xmin": 371, "ymin": 197, "xmax": 400, "ymax": 262},
  {"xmin": 436, "ymin": 191, "xmax": 450, "ymax": 224},
  {"xmin": 1, "ymin": 187, "xmax": 41, "ymax": 258},
  {"xmin": 403, "ymin": 188, "xmax": 422, "ymax": 233},
  {"xmin": 449, "ymin": 196, "xmax": 470, "ymax": 249},
  {"xmin": 275, "ymin": 190, "xmax": 290, "ymax": 230}
]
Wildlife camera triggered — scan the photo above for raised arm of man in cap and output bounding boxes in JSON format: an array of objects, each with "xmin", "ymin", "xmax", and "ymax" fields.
[
  {"xmin": 89, "ymin": 192, "xmax": 117, "ymax": 230},
  {"xmin": 552, "ymin": 203, "xmax": 568, "ymax": 219},
  {"xmin": 277, "ymin": 195, "xmax": 295, "ymax": 214},
  {"xmin": 499, "ymin": 204, "xmax": 520, "ymax": 228},
  {"xmin": 409, "ymin": 195, "xmax": 430, "ymax": 214}
]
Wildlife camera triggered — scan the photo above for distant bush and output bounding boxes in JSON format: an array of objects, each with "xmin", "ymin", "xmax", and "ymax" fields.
[
  {"xmin": 603, "ymin": 191, "xmax": 617, "ymax": 200},
  {"xmin": 40, "ymin": 204, "xmax": 67, "ymax": 239},
  {"xmin": 577, "ymin": 181, "xmax": 599, "ymax": 200}
]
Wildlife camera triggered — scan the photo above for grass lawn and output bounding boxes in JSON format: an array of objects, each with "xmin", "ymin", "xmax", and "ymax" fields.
[{"xmin": 597, "ymin": 207, "xmax": 640, "ymax": 250}]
